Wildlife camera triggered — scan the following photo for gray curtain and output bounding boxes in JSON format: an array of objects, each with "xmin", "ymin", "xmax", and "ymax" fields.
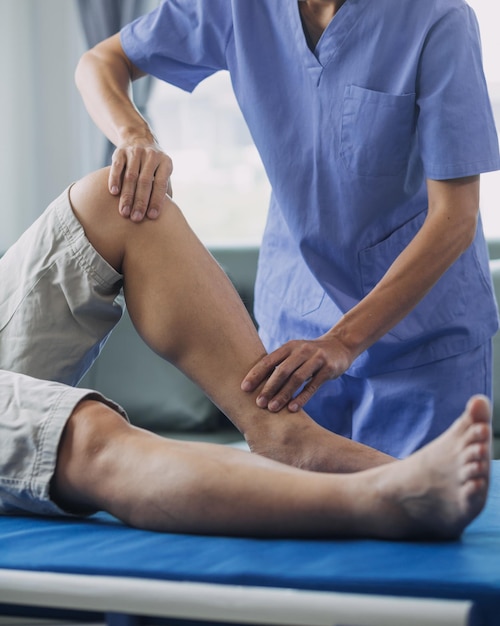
[{"xmin": 76, "ymin": 0, "xmax": 158, "ymax": 165}]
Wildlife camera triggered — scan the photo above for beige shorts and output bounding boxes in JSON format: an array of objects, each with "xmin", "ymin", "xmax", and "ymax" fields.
[{"xmin": 0, "ymin": 187, "xmax": 127, "ymax": 516}]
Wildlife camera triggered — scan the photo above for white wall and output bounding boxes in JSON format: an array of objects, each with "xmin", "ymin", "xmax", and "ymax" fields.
[
  {"xmin": 467, "ymin": 1, "xmax": 500, "ymax": 238},
  {"xmin": 0, "ymin": 0, "xmax": 103, "ymax": 251},
  {"xmin": 468, "ymin": 0, "xmax": 500, "ymax": 85}
]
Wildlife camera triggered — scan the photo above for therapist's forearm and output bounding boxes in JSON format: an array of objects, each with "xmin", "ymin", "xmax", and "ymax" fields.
[
  {"xmin": 75, "ymin": 35, "xmax": 155, "ymax": 149},
  {"xmin": 76, "ymin": 35, "xmax": 174, "ymax": 222},
  {"xmin": 327, "ymin": 177, "xmax": 480, "ymax": 360}
]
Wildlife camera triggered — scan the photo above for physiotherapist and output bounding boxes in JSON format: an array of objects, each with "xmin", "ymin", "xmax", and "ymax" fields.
[{"xmin": 76, "ymin": 0, "xmax": 500, "ymax": 458}]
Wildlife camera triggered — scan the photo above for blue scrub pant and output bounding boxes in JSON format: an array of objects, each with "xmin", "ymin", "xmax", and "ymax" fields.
[{"xmin": 304, "ymin": 341, "xmax": 492, "ymax": 459}]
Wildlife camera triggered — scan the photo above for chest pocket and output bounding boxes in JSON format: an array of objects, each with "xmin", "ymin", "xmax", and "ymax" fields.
[
  {"xmin": 341, "ymin": 85, "xmax": 416, "ymax": 177},
  {"xmin": 255, "ymin": 246, "xmax": 326, "ymax": 319}
]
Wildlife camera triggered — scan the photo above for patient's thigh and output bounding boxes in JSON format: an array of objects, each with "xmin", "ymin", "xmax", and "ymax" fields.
[{"xmin": 0, "ymin": 186, "xmax": 124, "ymax": 386}]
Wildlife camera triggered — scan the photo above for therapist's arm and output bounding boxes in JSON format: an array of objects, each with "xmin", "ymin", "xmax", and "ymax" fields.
[
  {"xmin": 242, "ymin": 175, "xmax": 480, "ymax": 412},
  {"xmin": 75, "ymin": 33, "xmax": 172, "ymax": 221}
]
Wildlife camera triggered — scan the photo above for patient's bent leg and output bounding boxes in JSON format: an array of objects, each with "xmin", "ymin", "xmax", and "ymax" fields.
[
  {"xmin": 69, "ymin": 168, "xmax": 392, "ymax": 473},
  {"xmin": 51, "ymin": 394, "xmax": 491, "ymax": 540}
]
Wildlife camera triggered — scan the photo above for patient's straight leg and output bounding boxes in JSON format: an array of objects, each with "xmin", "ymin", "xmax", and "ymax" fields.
[
  {"xmin": 52, "ymin": 394, "xmax": 491, "ymax": 540},
  {"xmin": 69, "ymin": 168, "xmax": 392, "ymax": 473}
]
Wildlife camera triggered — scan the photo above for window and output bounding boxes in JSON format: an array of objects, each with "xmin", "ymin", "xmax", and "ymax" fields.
[
  {"xmin": 148, "ymin": 73, "xmax": 270, "ymax": 246},
  {"xmin": 148, "ymin": 2, "xmax": 500, "ymax": 244},
  {"xmin": 467, "ymin": 0, "xmax": 500, "ymax": 239}
]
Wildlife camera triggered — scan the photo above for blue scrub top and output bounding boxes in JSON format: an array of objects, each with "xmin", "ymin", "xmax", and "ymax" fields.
[{"xmin": 122, "ymin": 0, "xmax": 500, "ymax": 377}]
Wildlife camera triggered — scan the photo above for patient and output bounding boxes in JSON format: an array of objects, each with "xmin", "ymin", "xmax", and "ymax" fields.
[{"xmin": 0, "ymin": 167, "xmax": 491, "ymax": 540}]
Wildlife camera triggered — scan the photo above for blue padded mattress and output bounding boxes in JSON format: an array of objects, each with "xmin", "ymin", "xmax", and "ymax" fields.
[{"xmin": 0, "ymin": 462, "xmax": 499, "ymax": 626}]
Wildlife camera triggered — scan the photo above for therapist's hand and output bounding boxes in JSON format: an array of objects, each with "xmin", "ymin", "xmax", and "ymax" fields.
[
  {"xmin": 109, "ymin": 140, "xmax": 173, "ymax": 222},
  {"xmin": 241, "ymin": 336, "xmax": 353, "ymax": 413}
]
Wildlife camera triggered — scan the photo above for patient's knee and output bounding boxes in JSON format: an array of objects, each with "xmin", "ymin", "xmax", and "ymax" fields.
[
  {"xmin": 69, "ymin": 168, "xmax": 127, "ymax": 271},
  {"xmin": 51, "ymin": 399, "xmax": 129, "ymax": 514}
]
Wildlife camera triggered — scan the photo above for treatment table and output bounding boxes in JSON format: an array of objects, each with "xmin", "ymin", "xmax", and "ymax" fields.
[{"xmin": 0, "ymin": 461, "xmax": 499, "ymax": 626}]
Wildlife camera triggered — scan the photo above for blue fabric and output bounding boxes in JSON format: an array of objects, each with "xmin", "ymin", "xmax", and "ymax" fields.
[
  {"xmin": 121, "ymin": 0, "xmax": 500, "ymax": 377},
  {"xmin": 1, "ymin": 462, "xmax": 500, "ymax": 626},
  {"xmin": 303, "ymin": 341, "xmax": 492, "ymax": 458},
  {"xmin": 121, "ymin": 0, "xmax": 500, "ymax": 455}
]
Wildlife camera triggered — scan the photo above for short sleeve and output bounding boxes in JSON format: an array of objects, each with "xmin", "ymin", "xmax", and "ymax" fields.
[
  {"xmin": 120, "ymin": 0, "xmax": 233, "ymax": 93},
  {"xmin": 417, "ymin": 5, "xmax": 500, "ymax": 180}
]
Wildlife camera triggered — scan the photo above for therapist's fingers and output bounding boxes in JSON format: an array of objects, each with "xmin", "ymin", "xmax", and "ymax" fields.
[
  {"xmin": 245, "ymin": 338, "xmax": 354, "ymax": 412},
  {"xmin": 108, "ymin": 144, "xmax": 173, "ymax": 221},
  {"xmin": 242, "ymin": 340, "xmax": 343, "ymax": 413},
  {"xmin": 261, "ymin": 361, "xmax": 331, "ymax": 412},
  {"xmin": 284, "ymin": 374, "xmax": 329, "ymax": 413},
  {"xmin": 146, "ymin": 160, "xmax": 172, "ymax": 219},
  {"xmin": 108, "ymin": 150, "xmax": 126, "ymax": 198},
  {"xmin": 261, "ymin": 366, "xmax": 325, "ymax": 413},
  {"xmin": 241, "ymin": 347, "xmax": 290, "ymax": 393}
]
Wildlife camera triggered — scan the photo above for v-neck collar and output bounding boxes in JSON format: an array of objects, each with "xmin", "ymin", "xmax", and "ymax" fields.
[{"xmin": 290, "ymin": 0, "xmax": 366, "ymax": 73}]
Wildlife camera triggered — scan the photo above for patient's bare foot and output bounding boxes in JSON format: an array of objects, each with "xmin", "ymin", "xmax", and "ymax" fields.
[{"xmin": 371, "ymin": 395, "xmax": 491, "ymax": 540}]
